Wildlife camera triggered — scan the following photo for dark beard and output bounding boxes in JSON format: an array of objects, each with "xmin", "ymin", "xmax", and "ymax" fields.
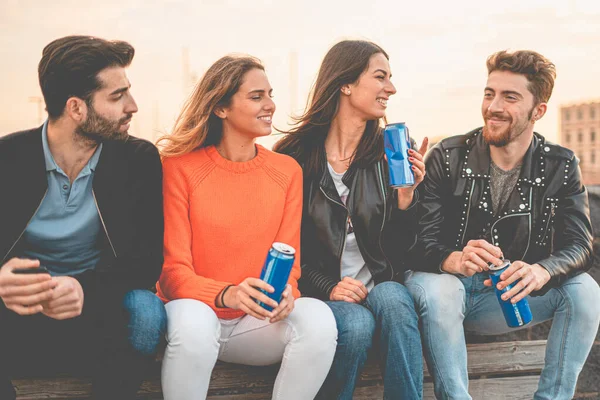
[{"xmin": 76, "ymin": 104, "xmax": 131, "ymax": 143}]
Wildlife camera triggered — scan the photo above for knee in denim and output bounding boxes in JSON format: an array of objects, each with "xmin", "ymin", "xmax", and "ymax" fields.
[
  {"xmin": 368, "ymin": 282, "xmax": 417, "ymax": 319},
  {"xmin": 562, "ymin": 274, "xmax": 600, "ymax": 324},
  {"xmin": 123, "ymin": 290, "xmax": 167, "ymax": 356},
  {"xmin": 406, "ymin": 272, "xmax": 464, "ymax": 315}
]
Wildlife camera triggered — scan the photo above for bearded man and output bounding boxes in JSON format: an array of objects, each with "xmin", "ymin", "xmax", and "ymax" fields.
[
  {"xmin": 0, "ymin": 36, "xmax": 166, "ymax": 399},
  {"xmin": 405, "ymin": 50, "xmax": 600, "ymax": 400}
]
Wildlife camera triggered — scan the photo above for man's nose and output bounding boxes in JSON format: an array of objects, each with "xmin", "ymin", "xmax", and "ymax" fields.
[
  {"xmin": 488, "ymin": 97, "xmax": 504, "ymax": 113},
  {"xmin": 126, "ymin": 95, "xmax": 138, "ymax": 114}
]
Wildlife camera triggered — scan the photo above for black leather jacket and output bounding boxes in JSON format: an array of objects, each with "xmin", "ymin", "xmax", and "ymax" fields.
[
  {"xmin": 298, "ymin": 157, "xmax": 418, "ymax": 301},
  {"xmin": 414, "ymin": 128, "xmax": 593, "ymax": 295}
]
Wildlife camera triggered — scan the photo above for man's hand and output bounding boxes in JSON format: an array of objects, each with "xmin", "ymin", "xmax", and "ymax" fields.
[
  {"xmin": 222, "ymin": 277, "xmax": 277, "ymax": 320},
  {"xmin": 397, "ymin": 137, "xmax": 429, "ymax": 210},
  {"xmin": 483, "ymin": 261, "xmax": 551, "ymax": 303},
  {"xmin": 270, "ymin": 284, "xmax": 295, "ymax": 323},
  {"xmin": 0, "ymin": 258, "xmax": 56, "ymax": 315},
  {"xmin": 442, "ymin": 240, "xmax": 504, "ymax": 276},
  {"xmin": 42, "ymin": 276, "xmax": 84, "ymax": 320},
  {"xmin": 329, "ymin": 276, "xmax": 368, "ymax": 303}
]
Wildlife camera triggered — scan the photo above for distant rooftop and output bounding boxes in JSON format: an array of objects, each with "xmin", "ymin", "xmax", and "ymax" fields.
[{"xmin": 560, "ymin": 99, "xmax": 600, "ymax": 108}]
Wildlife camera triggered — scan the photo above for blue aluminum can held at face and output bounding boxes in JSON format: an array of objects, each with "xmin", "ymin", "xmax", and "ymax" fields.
[
  {"xmin": 384, "ymin": 122, "xmax": 415, "ymax": 188},
  {"xmin": 489, "ymin": 260, "xmax": 533, "ymax": 328},
  {"xmin": 257, "ymin": 242, "xmax": 296, "ymax": 312}
]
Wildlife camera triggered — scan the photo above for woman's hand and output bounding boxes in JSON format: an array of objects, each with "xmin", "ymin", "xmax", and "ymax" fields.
[
  {"xmin": 270, "ymin": 284, "xmax": 295, "ymax": 323},
  {"xmin": 397, "ymin": 137, "xmax": 428, "ymax": 209},
  {"xmin": 223, "ymin": 277, "xmax": 278, "ymax": 320},
  {"xmin": 329, "ymin": 277, "xmax": 368, "ymax": 303}
]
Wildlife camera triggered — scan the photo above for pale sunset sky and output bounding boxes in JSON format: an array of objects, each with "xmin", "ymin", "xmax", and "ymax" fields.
[{"xmin": 1, "ymin": 0, "xmax": 599, "ymax": 148}]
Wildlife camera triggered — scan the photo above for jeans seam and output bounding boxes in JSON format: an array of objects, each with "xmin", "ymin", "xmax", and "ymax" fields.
[
  {"xmin": 551, "ymin": 286, "xmax": 572, "ymax": 398},
  {"xmin": 410, "ymin": 282, "xmax": 452, "ymax": 399},
  {"xmin": 467, "ymin": 277, "xmax": 476, "ymax": 312}
]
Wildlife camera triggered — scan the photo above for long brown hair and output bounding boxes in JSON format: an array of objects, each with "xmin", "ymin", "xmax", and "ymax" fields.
[
  {"xmin": 274, "ymin": 40, "xmax": 388, "ymax": 178},
  {"xmin": 158, "ymin": 55, "xmax": 264, "ymax": 158}
]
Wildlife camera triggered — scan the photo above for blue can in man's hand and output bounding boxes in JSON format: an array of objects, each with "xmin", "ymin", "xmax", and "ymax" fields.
[
  {"xmin": 257, "ymin": 242, "xmax": 296, "ymax": 312},
  {"xmin": 489, "ymin": 260, "xmax": 533, "ymax": 327},
  {"xmin": 384, "ymin": 122, "xmax": 414, "ymax": 187}
]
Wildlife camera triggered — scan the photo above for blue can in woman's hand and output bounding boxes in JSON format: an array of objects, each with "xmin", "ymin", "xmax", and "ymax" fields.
[
  {"xmin": 489, "ymin": 260, "xmax": 533, "ymax": 327},
  {"xmin": 384, "ymin": 122, "xmax": 415, "ymax": 188},
  {"xmin": 257, "ymin": 242, "xmax": 296, "ymax": 311}
]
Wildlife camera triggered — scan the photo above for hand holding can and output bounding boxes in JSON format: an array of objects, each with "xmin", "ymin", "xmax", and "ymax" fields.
[
  {"xmin": 384, "ymin": 122, "xmax": 415, "ymax": 188},
  {"xmin": 256, "ymin": 242, "xmax": 296, "ymax": 312},
  {"xmin": 488, "ymin": 260, "xmax": 533, "ymax": 327}
]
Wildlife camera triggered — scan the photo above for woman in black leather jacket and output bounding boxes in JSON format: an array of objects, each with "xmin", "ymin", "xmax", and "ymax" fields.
[{"xmin": 275, "ymin": 40, "xmax": 427, "ymax": 400}]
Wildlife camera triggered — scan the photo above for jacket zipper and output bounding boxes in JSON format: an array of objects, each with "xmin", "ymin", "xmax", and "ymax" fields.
[
  {"xmin": 319, "ymin": 187, "xmax": 348, "ymax": 280},
  {"xmin": 461, "ymin": 179, "xmax": 476, "ymax": 245},
  {"xmin": 490, "ymin": 191, "xmax": 533, "ymax": 260},
  {"xmin": 376, "ymin": 161, "xmax": 394, "ymax": 280},
  {"xmin": 93, "ymin": 190, "xmax": 117, "ymax": 258},
  {"xmin": 1, "ymin": 190, "xmax": 48, "ymax": 264},
  {"xmin": 540, "ymin": 201, "xmax": 556, "ymax": 243}
]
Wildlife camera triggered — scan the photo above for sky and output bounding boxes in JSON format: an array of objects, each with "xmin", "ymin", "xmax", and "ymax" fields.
[{"xmin": 1, "ymin": 0, "xmax": 599, "ymax": 148}]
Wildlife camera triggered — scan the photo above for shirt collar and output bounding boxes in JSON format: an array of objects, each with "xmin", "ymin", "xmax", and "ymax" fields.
[
  {"xmin": 41, "ymin": 120, "xmax": 58, "ymax": 172},
  {"xmin": 41, "ymin": 120, "xmax": 103, "ymax": 173},
  {"xmin": 88, "ymin": 141, "xmax": 102, "ymax": 172}
]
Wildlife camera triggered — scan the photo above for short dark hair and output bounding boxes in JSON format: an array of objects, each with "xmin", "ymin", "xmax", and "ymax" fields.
[
  {"xmin": 486, "ymin": 50, "xmax": 556, "ymax": 105},
  {"xmin": 38, "ymin": 35, "xmax": 135, "ymax": 119}
]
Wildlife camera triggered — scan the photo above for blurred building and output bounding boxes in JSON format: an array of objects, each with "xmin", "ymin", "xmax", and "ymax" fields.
[
  {"xmin": 427, "ymin": 135, "xmax": 449, "ymax": 149},
  {"xmin": 559, "ymin": 99, "xmax": 600, "ymax": 186}
]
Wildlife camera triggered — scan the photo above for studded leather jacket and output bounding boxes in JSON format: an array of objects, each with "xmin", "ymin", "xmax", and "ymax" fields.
[{"xmin": 414, "ymin": 128, "xmax": 593, "ymax": 295}]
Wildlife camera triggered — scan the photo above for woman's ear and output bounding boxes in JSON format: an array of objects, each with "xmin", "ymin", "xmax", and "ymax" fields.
[{"xmin": 214, "ymin": 106, "xmax": 227, "ymax": 119}]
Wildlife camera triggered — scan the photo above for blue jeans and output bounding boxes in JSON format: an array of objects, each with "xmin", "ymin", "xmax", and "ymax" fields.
[
  {"xmin": 319, "ymin": 281, "xmax": 423, "ymax": 400},
  {"xmin": 405, "ymin": 271, "xmax": 600, "ymax": 400},
  {"xmin": 122, "ymin": 289, "xmax": 167, "ymax": 356}
]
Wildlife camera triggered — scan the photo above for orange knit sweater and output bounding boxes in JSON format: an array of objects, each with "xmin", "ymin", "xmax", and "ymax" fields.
[{"xmin": 156, "ymin": 144, "xmax": 302, "ymax": 319}]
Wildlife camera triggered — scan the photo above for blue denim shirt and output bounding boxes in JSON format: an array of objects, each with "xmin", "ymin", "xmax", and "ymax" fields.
[{"xmin": 22, "ymin": 121, "xmax": 103, "ymax": 276}]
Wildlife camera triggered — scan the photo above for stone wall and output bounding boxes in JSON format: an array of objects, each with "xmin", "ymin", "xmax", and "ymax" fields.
[{"xmin": 466, "ymin": 187, "xmax": 600, "ymax": 399}]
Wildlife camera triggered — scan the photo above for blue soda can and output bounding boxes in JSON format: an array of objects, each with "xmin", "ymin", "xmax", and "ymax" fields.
[
  {"xmin": 488, "ymin": 260, "xmax": 533, "ymax": 328},
  {"xmin": 257, "ymin": 242, "xmax": 296, "ymax": 312},
  {"xmin": 384, "ymin": 122, "xmax": 415, "ymax": 188}
]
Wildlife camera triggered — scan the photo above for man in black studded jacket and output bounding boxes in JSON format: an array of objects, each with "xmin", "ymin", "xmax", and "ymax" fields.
[{"xmin": 405, "ymin": 50, "xmax": 600, "ymax": 400}]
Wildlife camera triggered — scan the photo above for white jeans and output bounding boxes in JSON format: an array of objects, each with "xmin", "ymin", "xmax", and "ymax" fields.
[{"xmin": 162, "ymin": 297, "xmax": 338, "ymax": 400}]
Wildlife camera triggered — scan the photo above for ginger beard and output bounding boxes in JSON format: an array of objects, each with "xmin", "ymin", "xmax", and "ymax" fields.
[{"xmin": 482, "ymin": 107, "xmax": 534, "ymax": 148}]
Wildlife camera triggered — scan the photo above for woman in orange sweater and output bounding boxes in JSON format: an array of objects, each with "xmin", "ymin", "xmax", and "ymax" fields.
[{"xmin": 156, "ymin": 55, "xmax": 337, "ymax": 400}]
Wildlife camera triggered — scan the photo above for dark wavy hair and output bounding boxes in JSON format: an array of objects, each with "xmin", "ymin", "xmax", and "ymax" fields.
[
  {"xmin": 38, "ymin": 35, "xmax": 135, "ymax": 119},
  {"xmin": 274, "ymin": 40, "xmax": 388, "ymax": 178}
]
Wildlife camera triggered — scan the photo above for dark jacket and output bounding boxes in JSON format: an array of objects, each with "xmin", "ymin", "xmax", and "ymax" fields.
[
  {"xmin": 0, "ymin": 126, "xmax": 164, "ymax": 304},
  {"xmin": 294, "ymin": 154, "xmax": 418, "ymax": 301},
  {"xmin": 414, "ymin": 128, "xmax": 593, "ymax": 295}
]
